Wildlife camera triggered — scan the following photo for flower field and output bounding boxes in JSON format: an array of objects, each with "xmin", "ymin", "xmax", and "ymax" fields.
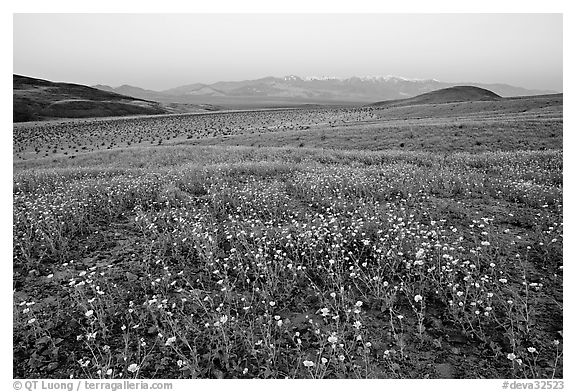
[{"xmin": 13, "ymin": 145, "xmax": 563, "ymax": 379}]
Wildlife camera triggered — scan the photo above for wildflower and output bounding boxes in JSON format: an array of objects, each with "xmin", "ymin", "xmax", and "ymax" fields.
[
  {"xmin": 527, "ymin": 347, "xmax": 537, "ymax": 353},
  {"xmin": 127, "ymin": 364, "xmax": 139, "ymax": 373},
  {"xmin": 319, "ymin": 307, "xmax": 330, "ymax": 317},
  {"xmin": 28, "ymin": 318, "xmax": 36, "ymax": 324},
  {"xmin": 355, "ymin": 301, "xmax": 363, "ymax": 308},
  {"xmin": 499, "ymin": 278, "xmax": 508, "ymax": 284},
  {"xmin": 243, "ymin": 368, "xmax": 248, "ymax": 375},
  {"xmin": 321, "ymin": 357, "xmax": 328, "ymax": 365},
  {"xmin": 269, "ymin": 301, "xmax": 276, "ymax": 307},
  {"xmin": 338, "ymin": 354, "xmax": 345, "ymax": 361},
  {"xmin": 106, "ymin": 369, "xmax": 112, "ymax": 376},
  {"xmin": 219, "ymin": 315, "xmax": 228, "ymax": 324},
  {"xmin": 414, "ymin": 295, "xmax": 423, "ymax": 303},
  {"xmin": 507, "ymin": 353, "xmax": 516, "ymax": 361},
  {"xmin": 481, "ymin": 241, "xmax": 490, "ymax": 246},
  {"xmin": 328, "ymin": 334, "xmax": 338, "ymax": 344},
  {"xmin": 85, "ymin": 310, "xmax": 94, "ymax": 317},
  {"xmin": 78, "ymin": 359, "xmax": 90, "ymax": 367},
  {"xmin": 86, "ymin": 332, "xmax": 97, "ymax": 340},
  {"xmin": 165, "ymin": 336, "xmax": 177, "ymax": 346},
  {"xmin": 303, "ymin": 360, "xmax": 314, "ymax": 367},
  {"xmin": 353, "ymin": 320, "xmax": 362, "ymax": 329}
]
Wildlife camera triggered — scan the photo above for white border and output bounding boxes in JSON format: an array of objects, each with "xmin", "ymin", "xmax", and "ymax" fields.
[{"xmin": 3, "ymin": 2, "xmax": 571, "ymax": 391}]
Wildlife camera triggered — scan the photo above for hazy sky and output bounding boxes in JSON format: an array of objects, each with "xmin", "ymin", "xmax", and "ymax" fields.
[{"xmin": 13, "ymin": 13, "xmax": 563, "ymax": 91}]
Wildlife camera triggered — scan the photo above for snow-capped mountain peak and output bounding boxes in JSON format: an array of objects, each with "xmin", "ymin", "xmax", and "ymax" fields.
[
  {"xmin": 303, "ymin": 76, "xmax": 345, "ymax": 81},
  {"xmin": 301, "ymin": 75, "xmax": 439, "ymax": 83},
  {"xmin": 283, "ymin": 75, "xmax": 302, "ymax": 81}
]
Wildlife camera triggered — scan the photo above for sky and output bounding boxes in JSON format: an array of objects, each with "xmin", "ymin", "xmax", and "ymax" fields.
[{"xmin": 13, "ymin": 13, "xmax": 563, "ymax": 92}]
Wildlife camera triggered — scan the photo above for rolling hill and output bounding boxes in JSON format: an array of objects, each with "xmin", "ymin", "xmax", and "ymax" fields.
[
  {"xmin": 13, "ymin": 75, "xmax": 171, "ymax": 122},
  {"xmin": 370, "ymin": 86, "xmax": 502, "ymax": 108}
]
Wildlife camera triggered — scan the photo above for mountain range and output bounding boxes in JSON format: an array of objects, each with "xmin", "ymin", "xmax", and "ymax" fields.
[
  {"xmin": 93, "ymin": 75, "xmax": 557, "ymax": 107},
  {"xmin": 14, "ymin": 73, "xmax": 559, "ymax": 122}
]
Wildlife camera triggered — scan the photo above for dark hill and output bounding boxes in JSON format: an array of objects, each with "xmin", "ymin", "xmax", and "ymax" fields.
[
  {"xmin": 371, "ymin": 86, "xmax": 502, "ymax": 108},
  {"xmin": 13, "ymin": 74, "xmax": 168, "ymax": 122}
]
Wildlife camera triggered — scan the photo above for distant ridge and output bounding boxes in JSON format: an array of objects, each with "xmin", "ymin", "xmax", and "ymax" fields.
[
  {"xmin": 92, "ymin": 75, "xmax": 555, "ymax": 107},
  {"xmin": 370, "ymin": 86, "xmax": 502, "ymax": 108}
]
